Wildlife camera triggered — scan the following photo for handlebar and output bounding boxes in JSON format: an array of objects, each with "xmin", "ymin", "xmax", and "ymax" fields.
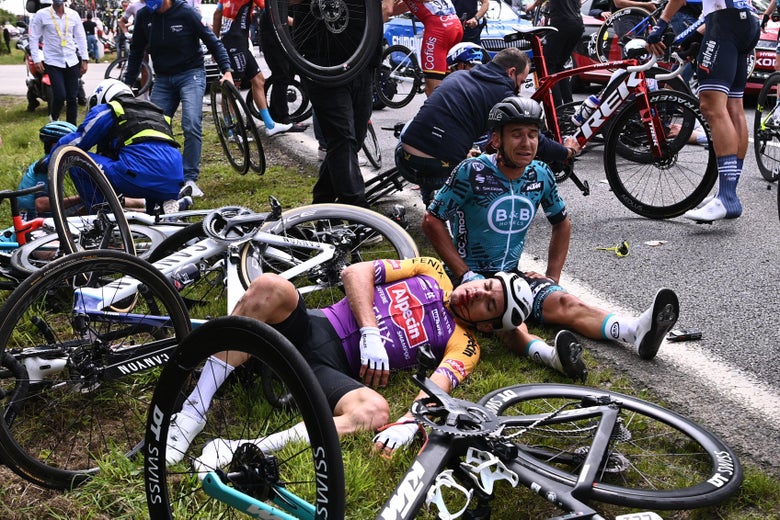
[
  {"xmin": 0, "ymin": 183, "xmax": 46, "ymax": 202},
  {"xmin": 654, "ymin": 52, "xmax": 686, "ymax": 82}
]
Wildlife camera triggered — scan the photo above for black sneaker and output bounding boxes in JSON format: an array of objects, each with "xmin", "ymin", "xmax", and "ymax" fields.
[
  {"xmin": 553, "ymin": 330, "xmax": 588, "ymax": 382},
  {"xmin": 636, "ymin": 289, "xmax": 679, "ymax": 360}
]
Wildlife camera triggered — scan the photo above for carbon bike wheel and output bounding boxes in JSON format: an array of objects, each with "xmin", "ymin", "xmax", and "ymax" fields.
[
  {"xmin": 249, "ymin": 75, "xmax": 312, "ymax": 123},
  {"xmin": 604, "ymin": 89, "xmax": 716, "ymax": 219},
  {"xmin": 10, "ymin": 224, "xmax": 167, "ymax": 277},
  {"xmin": 374, "ymin": 45, "xmax": 422, "ymax": 109},
  {"xmin": 594, "ymin": 7, "xmax": 656, "ymax": 62},
  {"xmin": 477, "ymin": 383, "xmax": 743, "ymax": 509},
  {"xmin": 104, "ymin": 56, "xmax": 153, "ymax": 96},
  {"xmin": 243, "ymin": 203, "xmax": 419, "ymax": 307},
  {"xmin": 753, "ymin": 71, "xmax": 780, "ymax": 182},
  {"xmin": 211, "ymin": 82, "xmax": 250, "ymax": 175},
  {"xmin": 531, "ymin": 0, "xmax": 550, "ymax": 26},
  {"xmin": 362, "ymin": 119, "xmax": 382, "ymax": 169},
  {"xmin": 267, "ymin": 0, "xmax": 382, "ymax": 87},
  {"xmin": 144, "ymin": 315, "xmax": 345, "ymax": 519},
  {"xmin": 48, "ymin": 146, "xmax": 136, "ymax": 257},
  {"xmin": 0, "ymin": 250, "xmax": 191, "ymax": 489},
  {"xmin": 223, "ymin": 82, "xmax": 266, "ymax": 175}
]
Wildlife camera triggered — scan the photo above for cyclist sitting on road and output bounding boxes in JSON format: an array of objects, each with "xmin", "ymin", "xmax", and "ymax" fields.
[
  {"xmin": 385, "ymin": 0, "xmax": 464, "ymax": 96},
  {"xmin": 164, "ymin": 256, "xmax": 537, "ymax": 467},
  {"xmin": 212, "ymin": 0, "xmax": 293, "ymax": 136},
  {"xmin": 422, "ymin": 97, "xmax": 680, "ymax": 380},
  {"xmin": 16, "ymin": 121, "xmax": 78, "ymax": 219},
  {"xmin": 44, "ymin": 79, "xmax": 191, "ymax": 215},
  {"xmin": 397, "ymin": 47, "xmax": 581, "ymax": 205}
]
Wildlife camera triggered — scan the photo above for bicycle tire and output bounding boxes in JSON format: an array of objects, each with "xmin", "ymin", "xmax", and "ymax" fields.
[
  {"xmin": 144, "ymin": 315, "xmax": 345, "ymax": 519},
  {"xmin": 594, "ymin": 7, "xmax": 656, "ymax": 63},
  {"xmin": 374, "ymin": 45, "xmax": 422, "ymax": 109},
  {"xmin": 753, "ymin": 71, "xmax": 780, "ymax": 182},
  {"xmin": 267, "ymin": 0, "xmax": 382, "ymax": 87},
  {"xmin": 477, "ymin": 383, "xmax": 743, "ymax": 509},
  {"xmin": 48, "ymin": 146, "xmax": 136, "ymax": 257},
  {"xmin": 211, "ymin": 82, "xmax": 250, "ymax": 175},
  {"xmin": 244, "ymin": 203, "xmax": 419, "ymax": 307},
  {"xmin": 248, "ymin": 75, "xmax": 312, "ymax": 123},
  {"xmin": 9, "ymin": 224, "xmax": 166, "ymax": 277},
  {"xmin": 223, "ymin": 82, "xmax": 266, "ymax": 175},
  {"xmin": 604, "ymin": 89, "xmax": 716, "ymax": 219},
  {"xmin": 0, "ymin": 250, "xmax": 191, "ymax": 489},
  {"xmin": 362, "ymin": 120, "xmax": 382, "ymax": 169},
  {"xmin": 104, "ymin": 56, "xmax": 153, "ymax": 96}
]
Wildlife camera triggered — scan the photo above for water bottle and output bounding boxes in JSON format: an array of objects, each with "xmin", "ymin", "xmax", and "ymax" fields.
[
  {"xmin": 571, "ymin": 95, "xmax": 601, "ymax": 126},
  {"xmin": 171, "ymin": 264, "xmax": 201, "ymax": 290}
]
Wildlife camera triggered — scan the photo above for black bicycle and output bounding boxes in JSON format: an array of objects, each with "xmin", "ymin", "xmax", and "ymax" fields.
[
  {"xmin": 210, "ymin": 81, "xmax": 266, "ymax": 176},
  {"xmin": 143, "ymin": 329, "xmax": 742, "ymax": 518}
]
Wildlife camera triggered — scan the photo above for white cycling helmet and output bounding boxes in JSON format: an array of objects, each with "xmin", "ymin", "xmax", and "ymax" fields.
[
  {"xmin": 492, "ymin": 272, "xmax": 533, "ymax": 331},
  {"xmin": 447, "ymin": 42, "xmax": 490, "ymax": 70},
  {"xmin": 89, "ymin": 79, "xmax": 133, "ymax": 109}
]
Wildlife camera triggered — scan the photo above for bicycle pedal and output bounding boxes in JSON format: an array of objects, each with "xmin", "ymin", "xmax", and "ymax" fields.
[{"xmin": 389, "ymin": 204, "xmax": 408, "ymax": 229}]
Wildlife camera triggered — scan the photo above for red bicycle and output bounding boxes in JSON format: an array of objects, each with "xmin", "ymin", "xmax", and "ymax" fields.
[{"xmin": 508, "ymin": 26, "xmax": 716, "ymax": 219}]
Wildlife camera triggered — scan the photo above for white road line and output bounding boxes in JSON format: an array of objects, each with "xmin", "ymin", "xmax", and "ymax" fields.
[{"xmin": 521, "ymin": 253, "xmax": 780, "ymax": 428}]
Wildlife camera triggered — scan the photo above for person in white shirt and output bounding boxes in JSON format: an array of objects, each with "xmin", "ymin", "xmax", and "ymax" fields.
[{"xmin": 28, "ymin": 0, "xmax": 88, "ymax": 124}]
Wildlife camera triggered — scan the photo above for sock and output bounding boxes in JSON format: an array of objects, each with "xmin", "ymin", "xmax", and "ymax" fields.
[
  {"xmin": 526, "ymin": 339, "xmax": 559, "ymax": 371},
  {"xmin": 180, "ymin": 356, "xmax": 234, "ymax": 422},
  {"xmin": 715, "ymin": 154, "xmax": 742, "ymax": 218},
  {"xmin": 259, "ymin": 108, "xmax": 275, "ymax": 129},
  {"xmin": 255, "ymin": 422, "xmax": 310, "ymax": 452},
  {"xmin": 601, "ymin": 314, "xmax": 638, "ymax": 345}
]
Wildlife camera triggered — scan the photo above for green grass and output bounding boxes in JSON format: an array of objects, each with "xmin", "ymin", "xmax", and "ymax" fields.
[{"xmin": 0, "ymin": 95, "xmax": 779, "ymax": 519}]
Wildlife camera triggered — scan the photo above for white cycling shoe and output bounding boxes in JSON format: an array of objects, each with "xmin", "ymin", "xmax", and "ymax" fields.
[
  {"xmin": 193, "ymin": 438, "xmax": 244, "ymax": 479},
  {"xmin": 265, "ymin": 122, "xmax": 293, "ymax": 137},
  {"xmin": 165, "ymin": 412, "xmax": 206, "ymax": 465},
  {"xmin": 683, "ymin": 197, "xmax": 740, "ymax": 222}
]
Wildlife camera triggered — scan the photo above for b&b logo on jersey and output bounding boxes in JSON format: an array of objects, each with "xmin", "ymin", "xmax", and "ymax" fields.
[{"xmin": 387, "ymin": 281, "xmax": 429, "ymax": 347}]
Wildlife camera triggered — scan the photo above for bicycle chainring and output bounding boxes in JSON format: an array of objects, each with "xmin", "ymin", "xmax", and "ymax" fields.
[
  {"xmin": 202, "ymin": 206, "xmax": 260, "ymax": 244},
  {"xmin": 411, "ymin": 397, "xmax": 500, "ymax": 437}
]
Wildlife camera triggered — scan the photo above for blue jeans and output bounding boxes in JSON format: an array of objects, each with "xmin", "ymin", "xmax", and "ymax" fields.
[
  {"xmin": 150, "ymin": 68, "xmax": 207, "ymax": 182},
  {"xmin": 87, "ymin": 35, "xmax": 99, "ymax": 61}
]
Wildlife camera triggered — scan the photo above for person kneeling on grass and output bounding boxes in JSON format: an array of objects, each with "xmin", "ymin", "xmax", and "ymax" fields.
[{"xmin": 164, "ymin": 256, "xmax": 542, "ymax": 470}]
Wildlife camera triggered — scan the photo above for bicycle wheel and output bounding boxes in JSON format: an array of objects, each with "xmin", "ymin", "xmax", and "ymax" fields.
[
  {"xmin": 594, "ymin": 7, "xmax": 655, "ymax": 63},
  {"xmin": 249, "ymin": 75, "xmax": 312, "ymax": 123},
  {"xmin": 104, "ymin": 56, "xmax": 153, "ymax": 96},
  {"xmin": 48, "ymin": 146, "xmax": 136, "ymax": 256},
  {"xmin": 604, "ymin": 89, "xmax": 716, "ymax": 219},
  {"xmin": 0, "ymin": 250, "xmax": 191, "ymax": 489},
  {"xmin": 530, "ymin": 0, "xmax": 550, "ymax": 26},
  {"xmin": 267, "ymin": 0, "xmax": 382, "ymax": 87},
  {"xmin": 754, "ymin": 72, "xmax": 780, "ymax": 182},
  {"xmin": 211, "ymin": 82, "xmax": 250, "ymax": 175},
  {"xmin": 244, "ymin": 203, "xmax": 419, "ymax": 307},
  {"xmin": 9, "ymin": 224, "xmax": 166, "ymax": 277},
  {"xmin": 224, "ymin": 82, "xmax": 266, "ymax": 175},
  {"xmin": 144, "ymin": 315, "xmax": 344, "ymax": 519},
  {"xmin": 478, "ymin": 383, "xmax": 743, "ymax": 509},
  {"xmin": 374, "ymin": 45, "xmax": 422, "ymax": 109},
  {"xmin": 362, "ymin": 120, "xmax": 382, "ymax": 169}
]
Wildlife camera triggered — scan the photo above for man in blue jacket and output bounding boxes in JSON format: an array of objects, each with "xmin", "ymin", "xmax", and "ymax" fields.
[
  {"xmin": 124, "ymin": 0, "xmax": 234, "ymax": 198},
  {"xmin": 51, "ymin": 78, "xmax": 188, "ymax": 214},
  {"xmin": 397, "ymin": 47, "xmax": 580, "ymax": 205}
]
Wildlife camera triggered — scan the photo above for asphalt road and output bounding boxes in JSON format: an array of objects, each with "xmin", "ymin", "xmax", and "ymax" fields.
[{"xmin": 2, "ymin": 62, "xmax": 778, "ymax": 474}]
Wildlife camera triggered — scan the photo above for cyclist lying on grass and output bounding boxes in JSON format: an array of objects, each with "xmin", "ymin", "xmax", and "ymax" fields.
[
  {"xmin": 164, "ymin": 256, "xmax": 535, "ymax": 467},
  {"xmin": 422, "ymin": 97, "xmax": 680, "ymax": 382}
]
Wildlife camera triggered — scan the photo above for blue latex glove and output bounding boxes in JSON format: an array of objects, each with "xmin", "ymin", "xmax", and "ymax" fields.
[
  {"xmin": 646, "ymin": 18, "xmax": 669, "ymax": 45},
  {"xmin": 461, "ymin": 271, "xmax": 485, "ymax": 284}
]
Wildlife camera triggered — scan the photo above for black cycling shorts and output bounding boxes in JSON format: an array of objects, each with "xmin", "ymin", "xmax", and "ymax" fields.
[{"xmin": 271, "ymin": 296, "xmax": 363, "ymax": 411}]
